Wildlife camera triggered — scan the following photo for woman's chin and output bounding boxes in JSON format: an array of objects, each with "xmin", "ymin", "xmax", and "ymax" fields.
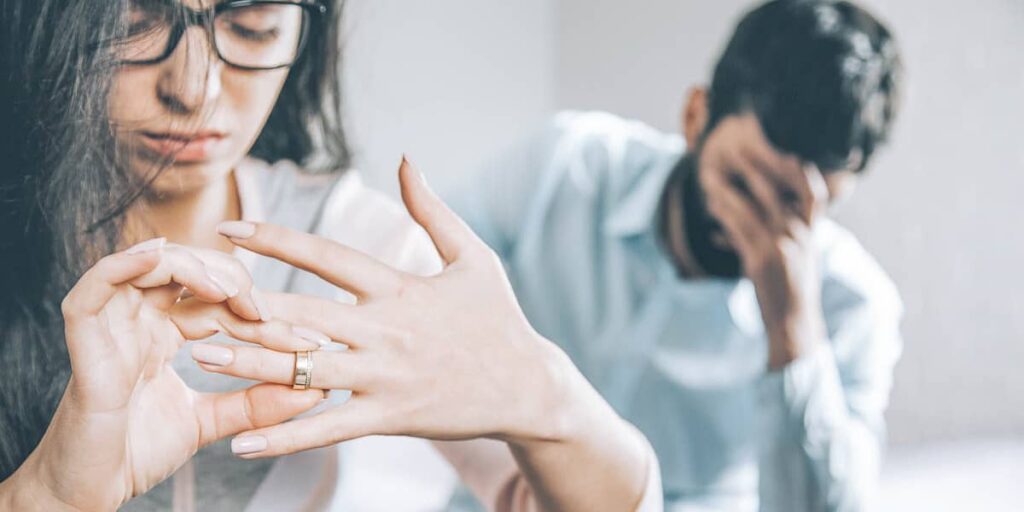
[{"xmin": 138, "ymin": 159, "xmax": 236, "ymax": 198}]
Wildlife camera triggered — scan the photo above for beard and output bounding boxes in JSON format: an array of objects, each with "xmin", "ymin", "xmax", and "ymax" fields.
[{"xmin": 674, "ymin": 154, "xmax": 744, "ymax": 278}]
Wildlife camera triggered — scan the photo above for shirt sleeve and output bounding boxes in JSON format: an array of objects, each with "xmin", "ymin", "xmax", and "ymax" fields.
[
  {"xmin": 756, "ymin": 258, "xmax": 903, "ymax": 512},
  {"xmin": 443, "ymin": 112, "xmax": 580, "ymax": 260}
]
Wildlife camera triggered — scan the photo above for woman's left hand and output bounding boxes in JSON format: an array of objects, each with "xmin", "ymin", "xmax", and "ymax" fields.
[{"xmin": 201, "ymin": 158, "xmax": 590, "ymax": 458}]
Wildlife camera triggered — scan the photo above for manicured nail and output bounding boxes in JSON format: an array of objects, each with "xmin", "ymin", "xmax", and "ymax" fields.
[
  {"xmin": 251, "ymin": 288, "xmax": 271, "ymax": 322},
  {"xmin": 207, "ymin": 272, "xmax": 239, "ymax": 298},
  {"xmin": 231, "ymin": 436, "xmax": 267, "ymax": 455},
  {"xmin": 191, "ymin": 343, "xmax": 234, "ymax": 366},
  {"xmin": 217, "ymin": 221, "xmax": 256, "ymax": 239},
  {"xmin": 126, "ymin": 237, "xmax": 166, "ymax": 255},
  {"xmin": 292, "ymin": 326, "xmax": 330, "ymax": 348}
]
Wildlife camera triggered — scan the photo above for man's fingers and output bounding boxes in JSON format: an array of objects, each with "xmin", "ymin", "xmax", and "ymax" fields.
[
  {"xmin": 731, "ymin": 116, "xmax": 815, "ymax": 223},
  {"xmin": 195, "ymin": 383, "xmax": 324, "ymax": 448},
  {"xmin": 230, "ymin": 401, "xmax": 381, "ymax": 458},
  {"xmin": 398, "ymin": 156, "xmax": 481, "ymax": 265},
  {"xmin": 804, "ymin": 165, "xmax": 830, "ymax": 221},
  {"xmin": 191, "ymin": 343, "xmax": 370, "ymax": 391},
  {"xmin": 728, "ymin": 155, "xmax": 792, "ymax": 236},
  {"xmin": 218, "ymin": 221, "xmax": 402, "ymax": 300},
  {"xmin": 704, "ymin": 171, "xmax": 770, "ymax": 258}
]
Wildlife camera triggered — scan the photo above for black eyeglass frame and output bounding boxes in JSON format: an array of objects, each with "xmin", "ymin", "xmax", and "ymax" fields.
[{"xmin": 119, "ymin": 0, "xmax": 328, "ymax": 71}]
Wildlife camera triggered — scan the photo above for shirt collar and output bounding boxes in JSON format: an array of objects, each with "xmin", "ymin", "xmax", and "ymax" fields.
[{"xmin": 603, "ymin": 148, "xmax": 683, "ymax": 238}]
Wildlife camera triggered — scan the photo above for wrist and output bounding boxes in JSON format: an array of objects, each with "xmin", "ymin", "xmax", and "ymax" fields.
[
  {"xmin": 505, "ymin": 335, "xmax": 625, "ymax": 450},
  {"xmin": 1, "ymin": 460, "xmax": 82, "ymax": 512},
  {"xmin": 766, "ymin": 314, "xmax": 827, "ymax": 371}
]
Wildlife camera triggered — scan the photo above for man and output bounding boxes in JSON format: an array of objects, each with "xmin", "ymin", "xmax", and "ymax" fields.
[{"xmin": 450, "ymin": 1, "xmax": 903, "ymax": 510}]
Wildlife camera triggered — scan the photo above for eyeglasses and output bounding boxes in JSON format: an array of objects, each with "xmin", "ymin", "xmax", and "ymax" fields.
[{"xmin": 114, "ymin": 0, "xmax": 327, "ymax": 71}]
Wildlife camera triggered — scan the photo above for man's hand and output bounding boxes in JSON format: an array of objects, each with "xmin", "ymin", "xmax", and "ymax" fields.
[{"xmin": 698, "ymin": 115, "xmax": 831, "ymax": 370}]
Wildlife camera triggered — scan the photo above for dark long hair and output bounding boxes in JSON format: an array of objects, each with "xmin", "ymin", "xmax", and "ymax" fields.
[{"xmin": 0, "ymin": 0, "xmax": 348, "ymax": 479}]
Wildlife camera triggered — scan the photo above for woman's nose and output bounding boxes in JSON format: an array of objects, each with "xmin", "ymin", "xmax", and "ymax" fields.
[{"xmin": 156, "ymin": 27, "xmax": 222, "ymax": 115}]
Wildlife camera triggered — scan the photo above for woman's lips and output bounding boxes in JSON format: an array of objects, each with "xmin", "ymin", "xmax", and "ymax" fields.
[{"xmin": 138, "ymin": 132, "xmax": 228, "ymax": 162}]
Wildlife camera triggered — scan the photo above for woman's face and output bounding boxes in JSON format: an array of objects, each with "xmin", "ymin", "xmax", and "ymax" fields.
[{"xmin": 109, "ymin": 0, "xmax": 298, "ymax": 195}]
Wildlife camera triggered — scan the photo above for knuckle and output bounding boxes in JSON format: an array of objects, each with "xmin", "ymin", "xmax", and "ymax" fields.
[
  {"xmin": 394, "ymin": 275, "xmax": 428, "ymax": 300},
  {"xmin": 476, "ymin": 246, "xmax": 503, "ymax": 270},
  {"xmin": 384, "ymin": 327, "xmax": 415, "ymax": 353},
  {"xmin": 60, "ymin": 294, "xmax": 79, "ymax": 319}
]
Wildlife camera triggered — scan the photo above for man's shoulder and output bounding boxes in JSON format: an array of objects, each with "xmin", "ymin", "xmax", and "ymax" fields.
[
  {"xmin": 539, "ymin": 111, "xmax": 684, "ymax": 204},
  {"xmin": 817, "ymin": 218, "xmax": 903, "ymax": 320}
]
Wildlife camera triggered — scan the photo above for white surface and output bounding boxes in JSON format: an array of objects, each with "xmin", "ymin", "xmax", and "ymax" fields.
[{"xmin": 879, "ymin": 439, "xmax": 1024, "ymax": 511}]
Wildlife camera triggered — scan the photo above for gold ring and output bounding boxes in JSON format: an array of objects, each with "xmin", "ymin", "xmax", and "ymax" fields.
[{"xmin": 293, "ymin": 351, "xmax": 313, "ymax": 390}]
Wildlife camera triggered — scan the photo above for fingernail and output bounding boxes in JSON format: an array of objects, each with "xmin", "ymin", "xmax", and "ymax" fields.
[
  {"xmin": 191, "ymin": 343, "xmax": 234, "ymax": 366},
  {"xmin": 292, "ymin": 326, "xmax": 330, "ymax": 348},
  {"xmin": 231, "ymin": 435, "xmax": 267, "ymax": 455},
  {"xmin": 126, "ymin": 237, "xmax": 166, "ymax": 255},
  {"xmin": 207, "ymin": 272, "xmax": 239, "ymax": 298},
  {"xmin": 251, "ymin": 288, "xmax": 272, "ymax": 322},
  {"xmin": 217, "ymin": 221, "xmax": 256, "ymax": 239}
]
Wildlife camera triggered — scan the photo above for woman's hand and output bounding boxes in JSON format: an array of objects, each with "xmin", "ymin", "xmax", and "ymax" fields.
[
  {"xmin": 2, "ymin": 241, "xmax": 324, "ymax": 511},
  {"xmin": 202, "ymin": 160, "xmax": 583, "ymax": 454},
  {"xmin": 201, "ymin": 159, "xmax": 654, "ymax": 511}
]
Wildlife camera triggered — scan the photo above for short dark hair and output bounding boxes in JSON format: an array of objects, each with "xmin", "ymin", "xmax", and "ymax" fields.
[{"xmin": 705, "ymin": 0, "xmax": 902, "ymax": 172}]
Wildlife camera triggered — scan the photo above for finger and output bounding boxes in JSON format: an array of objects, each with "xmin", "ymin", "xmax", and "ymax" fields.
[
  {"xmin": 735, "ymin": 121, "xmax": 814, "ymax": 222},
  {"xmin": 398, "ymin": 156, "xmax": 481, "ymax": 265},
  {"xmin": 191, "ymin": 343, "xmax": 369, "ymax": 391},
  {"xmin": 231, "ymin": 400, "xmax": 381, "ymax": 458},
  {"xmin": 61, "ymin": 239, "xmax": 165, "ymax": 320},
  {"xmin": 170, "ymin": 298, "xmax": 328, "ymax": 352},
  {"xmin": 705, "ymin": 171, "xmax": 771, "ymax": 258},
  {"xmin": 727, "ymin": 153, "xmax": 792, "ymax": 236},
  {"xmin": 804, "ymin": 164, "xmax": 830, "ymax": 222},
  {"xmin": 217, "ymin": 221, "xmax": 402, "ymax": 300},
  {"xmin": 129, "ymin": 245, "xmax": 233, "ymax": 307},
  {"xmin": 195, "ymin": 383, "xmax": 324, "ymax": 448},
  {"xmin": 261, "ymin": 292, "xmax": 389, "ymax": 349},
  {"xmin": 184, "ymin": 246, "xmax": 263, "ymax": 322}
]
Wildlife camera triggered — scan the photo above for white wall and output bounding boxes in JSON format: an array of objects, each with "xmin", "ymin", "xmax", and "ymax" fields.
[
  {"xmin": 553, "ymin": 0, "xmax": 1024, "ymax": 445},
  {"xmin": 341, "ymin": 0, "xmax": 554, "ymax": 194}
]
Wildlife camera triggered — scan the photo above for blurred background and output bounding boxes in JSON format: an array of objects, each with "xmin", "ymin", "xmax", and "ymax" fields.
[{"xmin": 340, "ymin": 1, "xmax": 1023, "ymax": 509}]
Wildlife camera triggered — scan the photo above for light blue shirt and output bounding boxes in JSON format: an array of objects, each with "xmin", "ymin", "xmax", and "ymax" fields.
[{"xmin": 448, "ymin": 111, "xmax": 903, "ymax": 511}]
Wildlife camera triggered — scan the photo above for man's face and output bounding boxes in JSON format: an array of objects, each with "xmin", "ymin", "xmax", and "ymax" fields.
[{"xmin": 681, "ymin": 114, "xmax": 860, "ymax": 278}]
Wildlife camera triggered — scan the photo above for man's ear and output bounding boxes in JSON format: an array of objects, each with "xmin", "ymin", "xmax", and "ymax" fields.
[{"xmin": 682, "ymin": 87, "xmax": 709, "ymax": 148}]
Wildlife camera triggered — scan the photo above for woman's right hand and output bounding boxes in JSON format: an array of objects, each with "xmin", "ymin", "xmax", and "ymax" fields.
[{"xmin": 0, "ymin": 239, "xmax": 325, "ymax": 511}]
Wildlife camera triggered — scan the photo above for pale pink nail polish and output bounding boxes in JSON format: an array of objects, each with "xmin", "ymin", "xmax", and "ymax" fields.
[
  {"xmin": 251, "ymin": 288, "xmax": 272, "ymax": 322},
  {"xmin": 217, "ymin": 221, "xmax": 256, "ymax": 239},
  {"xmin": 191, "ymin": 343, "xmax": 234, "ymax": 366},
  {"xmin": 208, "ymin": 272, "xmax": 239, "ymax": 298},
  {"xmin": 231, "ymin": 436, "xmax": 267, "ymax": 455},
  {"xmin": 292, "ymin": 326, "xmax": 331, "ymax": 348},
  {"xmin": 126, "ymin": 237, "xmax": 166, "ymax": 255}
]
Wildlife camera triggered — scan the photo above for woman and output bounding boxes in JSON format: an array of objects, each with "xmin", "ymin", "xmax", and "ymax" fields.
[{"xmin": 0, "ymin": 1, "xmax": 660, "ymax": 510}]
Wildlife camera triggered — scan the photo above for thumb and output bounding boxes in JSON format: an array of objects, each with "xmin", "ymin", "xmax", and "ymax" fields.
[{"xmin": 398, "ymin": 155, "xmax": 480, "ymax": 264}]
